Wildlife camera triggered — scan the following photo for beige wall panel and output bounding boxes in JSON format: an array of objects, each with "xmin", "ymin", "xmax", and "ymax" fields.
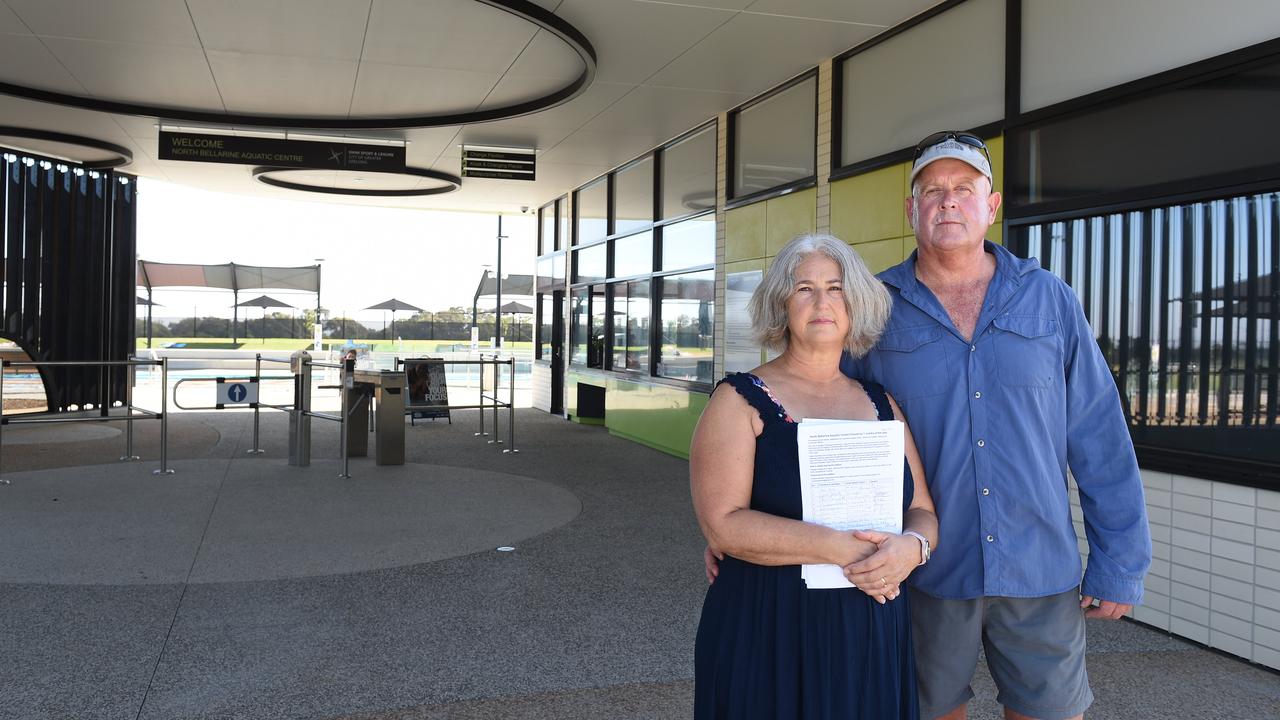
[
  {"xmin": 764, "ymin": 188, "xmax": 817, "ymax": 256},
  {"xmin": 830, "ymin": 164, "xmax": 906, "ymax": 245},
  {"xmin": 725, "ymin": 202, "xmax": 767, "ymax": 262},
  {"xmin": 851, "ymin": 237, "xmax": 905, "ymax": 275}
]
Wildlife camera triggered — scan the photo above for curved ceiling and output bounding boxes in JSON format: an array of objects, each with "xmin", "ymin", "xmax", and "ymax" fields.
[{"xmin": 0, "ymin": 0, "xmax": 939, "ymax": 212}]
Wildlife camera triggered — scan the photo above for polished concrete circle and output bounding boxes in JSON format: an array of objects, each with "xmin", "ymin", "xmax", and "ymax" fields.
[
  {"xmin": 1, "ymin": 421, "xmax": 121, "ymax": 445},
  {"xmin": 0, "ymin": 458, "xmax": 581, "ymax": 585}
]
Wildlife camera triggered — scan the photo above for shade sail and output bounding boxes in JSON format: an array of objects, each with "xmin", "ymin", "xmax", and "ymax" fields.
[
  {"xmin": 498, "ymin": 301, "xmax": 533, "ymax": 313},
  {"xmin": 237, "ymin": 295, "xmax": 295, "ymax": 309},
  {"xmin": 137, "ymin": 260, "xmax": 320, "ymax": 292},
  {"xmin": 472, "ymin": 271, "xmax": 535, "ymax": 302},
  {"xmin": 365, "ymin": 298, "xmax": 423, "ymax": 313}
]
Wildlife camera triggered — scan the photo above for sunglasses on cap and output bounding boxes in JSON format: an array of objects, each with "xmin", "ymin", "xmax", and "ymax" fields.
[{"xmin": 913, "ymin": 131, "xmax": 992, "ymax": 166}]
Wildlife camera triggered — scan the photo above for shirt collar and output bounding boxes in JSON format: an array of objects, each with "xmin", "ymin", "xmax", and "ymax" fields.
[{"xmin": 879, "ymin": 240, "xmax": 1037, "ymax": 293}]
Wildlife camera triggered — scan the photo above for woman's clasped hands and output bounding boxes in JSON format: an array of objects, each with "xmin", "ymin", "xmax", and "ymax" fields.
[{"xmin": 842, "ymin": 529, "xmax": 923, "ymax": 605}]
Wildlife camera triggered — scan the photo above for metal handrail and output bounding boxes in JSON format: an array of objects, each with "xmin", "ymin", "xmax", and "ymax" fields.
[
  {"xmin": 171, "ymin": 376, "xmax": 292, "ymax": 411},
  {"xmin": 396, "ymin": 355, "xmax": 518, "ymax": 452},
  {"xmin": 0, "ymin": 357, "xmax": 169, "ymax": 484}
]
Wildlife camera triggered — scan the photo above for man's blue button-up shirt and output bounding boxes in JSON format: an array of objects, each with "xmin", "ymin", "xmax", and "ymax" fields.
[{"xmin": 842, "ymin": 242, "xmax": 1151, "ymax": 603}]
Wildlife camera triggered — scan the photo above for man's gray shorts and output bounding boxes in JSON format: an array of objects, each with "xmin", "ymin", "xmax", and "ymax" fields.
[{"xmin": 910, "ymin": 587, "xmax": 1093, "ymax": 720}]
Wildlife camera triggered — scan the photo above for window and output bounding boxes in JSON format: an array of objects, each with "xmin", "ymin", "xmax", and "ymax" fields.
[
  {"xmin": 1008, "ymin": 53, "xmax": 1280, "ymax": 213},
  {"xmin": 610, "ymin": 280, "xmax": 650, "ymax": 372},
  {"xmin": 1012, "ymin": 189, "xmax": 1280, "ymax": 484},
  {"xmin": 661, "ymin": 214, "xmax": 714, "ymax": 271},
  {"xmin": 589, "ymin": 285, "xmax": 606, "ymax": 368},
  {"xmin": 614, "ymin": 156, "xmax": 654, "ymax": 234},
  {"xmin": 662, "ymin": 125, "xmax": 715, "ymax": 220},
  {"xmin": 536, "ymin": 256, "xmax": 556, "ymax": 292},
  {"xmin": 539, "ymin": 204, "xmax": 555, "ymax": 255},
  {"xmin": 576, "ymin": 178, "xmax": 608, "ymax": 244},
  {"xmin": 569, "ymin": 287, "xmax": 588, "ymax": 366},
  {"xmin": 657, "ymin": 270, "xmax": 714, "ymax": 382},
  {"xmin": 612, "ymin": 230, "xmax": 652, "ymax": 279},
  {"xmin": 574, "ymin": 243, "xmax": 606, "ymax": 284},
  {"xmin": 731, "ymin": 74, "xmax": 816, "ymax": 200},
  {"xmin": 836, "ymin": 0, "xmax": 1002, "ymax": 168},
  {"xmin": 537, "ymin": 294, "xmax": 552, "ymax": 359},
  {"xmin": 562, "ymin": 124, "xmax": 715, "ymax": 387}
]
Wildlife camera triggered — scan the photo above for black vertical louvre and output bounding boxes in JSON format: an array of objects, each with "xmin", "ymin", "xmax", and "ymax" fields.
[
  {"xmin": 1270, "ymin": 195, "xmax": 1280, "ymax": 426},
  {"xmin": 0, "ymin": 148, "xmax": 136, "ymax": 413},
  {"xmin": 1010, "ymin": 189, "xmax": 1280, "ymax": 488}
]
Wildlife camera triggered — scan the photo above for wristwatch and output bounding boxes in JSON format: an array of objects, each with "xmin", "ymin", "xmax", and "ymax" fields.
[{"xmin": 903, "ymin": 531, "xmax": 931, "ymax": 566}]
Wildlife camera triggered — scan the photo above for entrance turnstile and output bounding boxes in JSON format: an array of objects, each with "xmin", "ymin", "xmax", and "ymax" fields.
[{"xmin": 344, "ymin": 369, "xmax": 406, "ymax": 465}]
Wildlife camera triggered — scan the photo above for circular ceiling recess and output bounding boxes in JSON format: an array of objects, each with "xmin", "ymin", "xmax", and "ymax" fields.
[
  {"xmin": 253, "ymin": 166, "xmax": 462, "ymax": 197},
  {"xmin": 0, "ymin": 0, "xmax": 593, "ymax": 128},
  {"xmin": 0, "ymin": 127, "xmax": 132, "ymax": 169}
]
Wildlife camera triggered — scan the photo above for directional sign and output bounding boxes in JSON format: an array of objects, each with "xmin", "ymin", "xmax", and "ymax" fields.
[
  {"xmin": 216, "ymin": 378, "xmax": 259, "ymax": 407},
  {"xmin": 462, "ymin": 146, "xmax": 535, "ymax": 181}
]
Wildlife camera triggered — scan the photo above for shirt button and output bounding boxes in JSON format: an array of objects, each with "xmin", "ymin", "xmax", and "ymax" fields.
[
  {"xmin": 974, "ymin": 391, "xmax": 982, "ymax": 399},
  {"xmin": 986, "ymin": 534, "xmax": 995, "ymax": 542},
  {"xmin": 982, "ymin": 488, "xmax": 990, "ymax": 496},
  {"xmin": 970, "ymin": 345, "xmax": 976, "ymax": 352},
  {"xmin": 977, "ymin": 439, "xmax": 985, "ymax": 447}
]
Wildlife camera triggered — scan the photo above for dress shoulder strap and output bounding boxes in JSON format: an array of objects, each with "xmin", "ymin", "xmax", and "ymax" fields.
[
  {"xmin": 716, "ymin": 372, "xmax": 793, "ymax": 425},
  {"xmin": 859, "ymin": 380, "xmax": 896, "ymax": 422}
]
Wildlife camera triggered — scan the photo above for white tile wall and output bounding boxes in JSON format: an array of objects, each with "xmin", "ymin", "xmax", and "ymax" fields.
[{"xmin": 1072, "ymin": 470, "xmax": 1280, "ymax": 670}]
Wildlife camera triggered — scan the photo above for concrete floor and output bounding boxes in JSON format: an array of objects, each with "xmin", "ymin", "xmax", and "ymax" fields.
[{"xmin": 0, "ymin": 407, "xmax": 1276, "ymax": 719}]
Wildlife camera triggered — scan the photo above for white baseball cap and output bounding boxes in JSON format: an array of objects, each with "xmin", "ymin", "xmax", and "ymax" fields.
[{"xmin": 910, "ymin": 133, "xmax": 992, "ymax": 185}]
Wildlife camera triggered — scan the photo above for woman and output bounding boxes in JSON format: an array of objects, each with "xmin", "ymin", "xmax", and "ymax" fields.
[{"xmin": 691, "ymin": 233, "xmax": 937, "ymax": 719}]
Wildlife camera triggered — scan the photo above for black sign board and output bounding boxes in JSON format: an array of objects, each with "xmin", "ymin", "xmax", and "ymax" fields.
[
  {"xmin": 159, "ymin": 131, "xmax": 406, "ymax": 170},
  {"xmin": 464, "ymin": 149, "xmax": 534, "ymax": 162},
  {"xmin": 404, "ymin": 359, "xmax": 450, "ymax": 423},
  {"xmin": 462, "ymin": 147, "xmax": 535, "ymax": 181},
  {"xmin": 463, "ymin": 169, "xmax": 536, "ymax": 181}
]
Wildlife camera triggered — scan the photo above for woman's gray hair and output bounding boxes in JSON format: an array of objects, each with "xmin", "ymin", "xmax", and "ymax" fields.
[{"xmin": 748, "ymin": 233, "xmax": 891, "ymax": 357}]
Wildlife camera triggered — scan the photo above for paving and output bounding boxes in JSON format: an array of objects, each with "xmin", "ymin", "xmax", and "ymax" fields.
[{"xmin": 0, "ymin": 406, "xmax": 1276, "ymax": 719}]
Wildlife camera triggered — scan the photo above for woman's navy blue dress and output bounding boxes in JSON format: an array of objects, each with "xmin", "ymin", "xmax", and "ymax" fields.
[{"xmin": 694, "ymin": 372, "xmax": 919, "ymax": 720}]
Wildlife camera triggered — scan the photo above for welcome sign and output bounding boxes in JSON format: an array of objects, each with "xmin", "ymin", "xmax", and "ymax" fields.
[{"xmin": 159, "ymin": 131, "xmax": 405, "ymax": 170}]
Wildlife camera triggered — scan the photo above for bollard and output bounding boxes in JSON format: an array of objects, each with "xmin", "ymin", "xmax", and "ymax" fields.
[
  {"xmin": 475, "ymin": 354, "xmax": 487, "ymax": 437},
  {"xmin": 490, "ymin": 357, "xmax": 502, "ymax": 445},
  {"xmin": 121, "ymin": 358, "xmax": 139, "ymax": 461},
  {"xmin": 153, "ymin": 357, "xmax": 175, "ymax": 475},
  {"xmin": 0, "ymin": 359, "xmax": 7, "ymax": 485},
  {"xmin": 247, "ymin": 353, "xmax": 264, "ymax": 455},
  {"xmin": 503, "ymin": 357, "xmax": 518, "ymax": 453}
]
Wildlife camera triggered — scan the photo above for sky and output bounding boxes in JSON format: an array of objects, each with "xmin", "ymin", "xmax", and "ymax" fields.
[{"xmin": 136, "ymin": 178, "xmax": 535, "ymax": 323}]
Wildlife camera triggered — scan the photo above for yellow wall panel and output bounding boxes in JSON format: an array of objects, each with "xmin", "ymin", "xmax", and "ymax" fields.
[
  {"xmin": 764, "ymin": 188, "xmax": 817, "ymax": 256},
  {"xmin": 987, "ymin": 135, "xmax": 1004, "ymax": 223},
  {"xmin": 725, "ymin": 202, "xmax": 767, "ymax": 262},
  {"xmin": 830, "ymin": 165, "xmax": 906, "ymax": 245},
  {"xmin": 851, "ymin": 237, "xmax": 905, "ymax": 275}
]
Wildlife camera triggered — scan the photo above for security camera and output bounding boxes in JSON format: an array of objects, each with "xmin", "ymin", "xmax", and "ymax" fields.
[{"xmin": 520, "ymin": 205, "xmax": 530, "ymax": 214}]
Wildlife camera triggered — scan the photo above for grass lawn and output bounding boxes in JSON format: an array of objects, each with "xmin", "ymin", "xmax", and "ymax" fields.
[{"xmin": 137, "ymin": 338, "xmax": 533, "ymax": 353}]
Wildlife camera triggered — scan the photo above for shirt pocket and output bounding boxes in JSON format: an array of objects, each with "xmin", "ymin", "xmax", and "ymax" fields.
[
  {"xmin": 876, "ymin": 326, "xmax": 949, "ymax": 399},
  {"xmin": 992, "ymin": 315, "xmax": 1060, "ymax": 388}
]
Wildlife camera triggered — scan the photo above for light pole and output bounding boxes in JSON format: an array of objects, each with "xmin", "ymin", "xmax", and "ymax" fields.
[{"xmin": 313, "ymin": 258, "xmax": 325, "ymax": 341}]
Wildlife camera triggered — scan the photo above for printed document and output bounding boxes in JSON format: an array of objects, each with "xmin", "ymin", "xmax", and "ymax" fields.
[{"xmin": 797, "ymin": 418, "xmax": 904, "ymax": 589}]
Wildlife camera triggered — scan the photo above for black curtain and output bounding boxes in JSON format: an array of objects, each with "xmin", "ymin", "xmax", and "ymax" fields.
[{"xmin": 0, "ymin": 149, "xmax": 137, "ymax": 412}]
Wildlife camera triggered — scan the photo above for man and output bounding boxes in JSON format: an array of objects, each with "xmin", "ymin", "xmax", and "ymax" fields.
[
  {"xmin": 842, "ymin": 132, "xmax": 1150, "ymax": 720},
  {"xmin": 705, "ymin": 132, "xmax": 1150, "ymax": 720}
]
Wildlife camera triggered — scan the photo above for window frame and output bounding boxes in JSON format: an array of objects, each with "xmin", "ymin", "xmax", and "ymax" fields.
[{"xmin": 726, "ymin": 68, "xmax": 819, "ymax": 208}]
